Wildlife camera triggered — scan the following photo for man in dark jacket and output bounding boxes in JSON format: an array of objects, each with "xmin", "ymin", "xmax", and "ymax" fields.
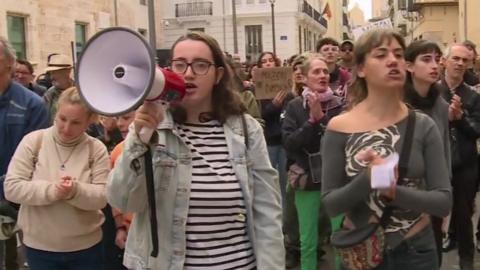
[
  {"xmin": 0, "ymin": 37, "xmax": 49, "ymax": 270},
  {"xmin": 14, "ymin": 59, "xmax": 47, "ymax": 97},
  {"xmin": 42, "ymin": 54, "xmax": 74, "ymax": 125},
  {"xmin": 439, "ymin": 43, "xmax": 480, "ymax": 270},
  {"xmin": 315, "ymin": 37, "xmax": 351, "ymax": 98}
]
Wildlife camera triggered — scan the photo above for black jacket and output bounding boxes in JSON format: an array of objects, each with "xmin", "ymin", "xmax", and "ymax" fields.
[
  {"xmin": 439, "ymin": 80, "xmax": 480, "ymax": 170},
  {"xmin": 260, "ymin": 93, "xmax": 295, "ymax": 145},
  {"xmin": 282, "ymin": 95, "xmax": 344, "ymax": 190}
]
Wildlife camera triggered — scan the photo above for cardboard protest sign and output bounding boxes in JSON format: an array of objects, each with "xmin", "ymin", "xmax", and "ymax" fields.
[
  {"xmin": 352, "ymin": 18, "xmax": 393, "ymax": 40},
  {"xmin": 254, "ymin": 67, "xmax": 293, "ymax": 100}
]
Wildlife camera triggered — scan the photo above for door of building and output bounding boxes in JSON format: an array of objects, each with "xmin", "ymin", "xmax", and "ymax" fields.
[{"xmin": 245, "ymin": 25, "xmax": 262, "ymax": 64}]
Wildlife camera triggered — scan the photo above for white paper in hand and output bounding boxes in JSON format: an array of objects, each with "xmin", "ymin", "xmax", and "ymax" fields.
[{"xmin": 371, "ymin": 153, "xmax": 399, "ymax": 189}]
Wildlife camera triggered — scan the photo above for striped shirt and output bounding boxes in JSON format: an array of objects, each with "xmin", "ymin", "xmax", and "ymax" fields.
[{"xmin": 177, "ymin": 121, "xmax": 256, "ymax": 270}]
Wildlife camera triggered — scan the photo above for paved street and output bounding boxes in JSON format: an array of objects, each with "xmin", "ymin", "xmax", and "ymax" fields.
[{"xmin": 441, "ymin": 194, "xmax": 480, "ymax": 270}]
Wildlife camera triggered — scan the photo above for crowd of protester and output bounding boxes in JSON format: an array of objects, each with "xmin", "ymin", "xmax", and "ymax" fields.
[{"xmin": 0, "ymin": 27, "xmax": 480, "ymax": 270}]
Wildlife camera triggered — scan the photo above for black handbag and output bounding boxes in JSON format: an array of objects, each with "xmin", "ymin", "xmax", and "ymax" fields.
[{"xmin": 330, "ymin": 110, "xmax": 416, "ymax": 270}]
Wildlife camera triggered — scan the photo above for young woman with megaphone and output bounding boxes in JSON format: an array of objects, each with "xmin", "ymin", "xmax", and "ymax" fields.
[{"xmin": 107, "ymin": 32, "xmax": 285, "ymax": 270}]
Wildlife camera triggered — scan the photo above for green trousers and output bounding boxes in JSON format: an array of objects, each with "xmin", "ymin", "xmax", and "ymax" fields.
[{"xmin": 295, "ymin": 190, "xmax": 324, "ymax": 270}]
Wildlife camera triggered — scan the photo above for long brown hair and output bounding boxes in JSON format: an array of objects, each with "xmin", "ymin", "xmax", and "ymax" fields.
[
  {"xmin": 169, "ymin": 32, "xmax": 245, "ymax": 123},
  {"xmin": 347, "ymin": 29, "xmax": 406, "ymax": 108},
  {"xmin": 257, "ymin": 51, "xmax": 281, "ymax": 68}
]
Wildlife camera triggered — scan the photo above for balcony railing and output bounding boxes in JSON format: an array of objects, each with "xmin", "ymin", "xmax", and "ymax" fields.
[
  {"xmin": 175, "ymin": 2, "xmax": 213, "ymax": 17},
  {"xmin": 409, "ymin": 0, "xmax": 458, "ymax": 11},
  {"xmin": 303, "ymin": 1, "xmax": 328, "ymax": 29},
  {"xmin": 413, "ymin": 0, "xmax": 458, "ymax": 4}
]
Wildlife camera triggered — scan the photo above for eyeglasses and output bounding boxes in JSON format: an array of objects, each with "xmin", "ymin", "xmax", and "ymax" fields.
[
  {"xmin": 341, "ymin": 47, "xmax": 353, "ymax": 52},
  {"xmin": 170, "ymin": 59, "xmax": 215, "ymax": 75}
]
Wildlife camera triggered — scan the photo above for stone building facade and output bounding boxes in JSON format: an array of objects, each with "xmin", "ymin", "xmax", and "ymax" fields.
[
  {"xmin": 160, "ymin": 0, "xmax": 328, "ymax": 64},
  {"xmin": 0, "ymin": 0, "xmax": 162, "ymax": 75}
]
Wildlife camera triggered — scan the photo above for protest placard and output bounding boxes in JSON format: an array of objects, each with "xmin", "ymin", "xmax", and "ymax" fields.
[
  {"xmin": 352, "ymin": 18, "xmax": 393, "ymax": 40},
  {"xmin": 253, "ymin": 67, "xmax": 293, "ymax": 100}
]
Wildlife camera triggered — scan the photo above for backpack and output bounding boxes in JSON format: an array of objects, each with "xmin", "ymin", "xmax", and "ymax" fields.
[
  {"xmin": 32, "ymin": 130, "xmax": 95, "ymax": 171},
  {"xmin": 0, "ymin": 131, "xmax": 95, "ymax": 240}
]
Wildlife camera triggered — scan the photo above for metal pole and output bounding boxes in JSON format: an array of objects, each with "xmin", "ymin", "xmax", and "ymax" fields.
[
  {"xmin": 114, "ymin": 0, "xmax": 118, "ymax": 26},
  {"xmin": 148, "ymin": 0, "xmax": 157, "ymax": 51},
  {"xmin": 222, "ymin": 0, "xmax": 227, "ymax": 50},
  {"xmin": 464, "ymin": 0, "xmax": 467, "ymax": 39},
  {"xmin": 271, "ymin": 1, "xmax": 276, "ymax": 55},
  {"xmin": 232, "ymin": 0, "xmax": 238, "ymax": 54}
]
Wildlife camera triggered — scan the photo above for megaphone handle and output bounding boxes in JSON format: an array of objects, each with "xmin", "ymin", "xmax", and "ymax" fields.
[
  {"xmin": 139, "ymin": 127, "xmax": 155, "ymax": 144},
  {"xmin": 137, "ymin": 101, "xmax": 167, "ymax": 144}
]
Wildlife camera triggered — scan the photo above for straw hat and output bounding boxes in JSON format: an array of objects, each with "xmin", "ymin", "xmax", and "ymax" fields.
[{"xmin": 44, "ymin": 54, "xmax": 73, "ymax": 72}]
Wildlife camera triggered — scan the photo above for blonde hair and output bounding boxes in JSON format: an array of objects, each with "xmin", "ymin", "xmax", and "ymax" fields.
[
  {"xmin": 298, "ymin": 53, "xmax": 327, "ymax": 76},
  {"xmin": 57, "ymin": 87, "xmax": 98, "ymax": 121}
]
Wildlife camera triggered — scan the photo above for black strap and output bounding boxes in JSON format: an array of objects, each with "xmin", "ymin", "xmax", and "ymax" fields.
[
  {"xmin": 241, "ymin": 114, "xmax": 249, "ymax": 150},
  {"xmin": 397, "ymin": 110, "xmax": 416, "ymax": 182},
  {"xmin": 144, "ymin": 148, "xmax": 159, "ymax": 257},
  {"xmin": 379, "ymin": 110, "xmax": 416, "ymax": 226}
]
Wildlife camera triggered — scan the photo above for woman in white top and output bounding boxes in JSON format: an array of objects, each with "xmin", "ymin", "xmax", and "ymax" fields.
[{"xmin": 5, "ymin": 87, "xmax": 109, "ymax": 270}]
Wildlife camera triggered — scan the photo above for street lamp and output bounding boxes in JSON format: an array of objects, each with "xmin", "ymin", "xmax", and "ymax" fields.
[
  {"xmin": 269, "ymin": 0, "xmax": 276, "ymax": 55},
  {"xmin": 148, "ymin": 0, "xmax": 156, "ymax": 51},
  {"xmin": 232, "ymin": 0, "xmax": 239, "ymax": 54}
]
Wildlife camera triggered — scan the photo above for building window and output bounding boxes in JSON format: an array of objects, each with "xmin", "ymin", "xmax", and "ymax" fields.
[
  {"xmin": 298, "ymin": 26, "xmax": 302, "ymax": 53},
  {"xmin": 75, "ymin": 23, "xmax": 87, "ymax": 59},
  {"xmin": 245, "ymin": 25, "xmax": 262, "ymax": 63},
  {"xmin": 259, "ymin": 0, "xmax": 267, "ymax": 3},
  {"xmin": 303, "ymin": 28, "xmax": 307, "ymax": 52},
  {"xmin": 246, "ymin": 0, "xmax": 254, "ymax": 4},
  {"xmin": 7, "ymin": 15, "xmax": 27, "ymax": 59},
  {"xmin": 140, "ymin": 0, "xmax": 146, "ymax": 5}
]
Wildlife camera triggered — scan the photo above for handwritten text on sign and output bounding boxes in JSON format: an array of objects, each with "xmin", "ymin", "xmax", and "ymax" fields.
[
  {"xmin": 254, "ymin": 67, "xmax": 293, "ymax": 100},
  {"xmin": 352, "ymin": 18, "xmax": 393, "ymax": 40}
]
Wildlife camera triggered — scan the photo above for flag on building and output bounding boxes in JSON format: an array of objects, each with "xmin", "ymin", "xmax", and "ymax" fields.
[{"xmin": 322, "ymin": 3, "xmax": 332, "ymax": 19}]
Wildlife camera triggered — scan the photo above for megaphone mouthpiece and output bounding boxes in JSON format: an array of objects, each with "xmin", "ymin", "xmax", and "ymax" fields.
[{"xmin": 147, "ymin": 68, "xmax": 185, "ymax": 103}]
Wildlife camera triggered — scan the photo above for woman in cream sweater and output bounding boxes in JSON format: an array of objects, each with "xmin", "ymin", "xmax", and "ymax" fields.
[{"xmin": 4, "ymin": 87, "xmax": 110, "ymax": 270}]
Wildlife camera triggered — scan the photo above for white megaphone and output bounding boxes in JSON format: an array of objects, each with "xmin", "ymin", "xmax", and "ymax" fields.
[{"xmin": 76, "ymin": 27, "xmax": 185, "ymax": 142}]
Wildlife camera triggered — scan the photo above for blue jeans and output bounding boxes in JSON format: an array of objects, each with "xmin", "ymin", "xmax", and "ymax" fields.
[
  {"xmin": 267, "ymin": 145, "xmax": 287, "ymax": 209},
  {"xmin": 375, "ymin": 226, "xmax": 438, "ymax": 270},
  {"xmin": 26, "ymin": 242, "xmax": 103, "ymax": 270}
]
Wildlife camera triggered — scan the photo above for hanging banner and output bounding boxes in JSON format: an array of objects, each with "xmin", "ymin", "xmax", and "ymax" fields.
[{"xmin": 352, "ymin": 18, "xmax": 393, "ymax": 40}]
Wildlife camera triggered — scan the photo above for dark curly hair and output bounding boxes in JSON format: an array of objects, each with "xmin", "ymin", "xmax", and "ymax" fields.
[
  {"xmin": 169, "ymin": 32, "xmax": 246, "ymax": 123},
  {"xmin": 256, "ymin": 52, "xmax": 281, "ymax": 68}
]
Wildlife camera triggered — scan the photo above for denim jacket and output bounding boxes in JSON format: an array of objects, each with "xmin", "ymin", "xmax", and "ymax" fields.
[{"xmin": 107, "ymin": 112, "xmax": 285, "ymax": 270}]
